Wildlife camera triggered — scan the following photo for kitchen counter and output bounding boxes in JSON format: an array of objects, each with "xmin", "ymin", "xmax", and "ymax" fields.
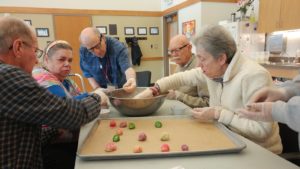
[
  {"xmin": 261, "ymin": 62, "xmax": 300, "ymax": 79},
  {"xmin": 75, "ymin": 100, "xmax": 299, "ymax": 169}
]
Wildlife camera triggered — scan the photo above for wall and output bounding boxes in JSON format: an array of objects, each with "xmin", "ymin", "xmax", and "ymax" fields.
[
  {"xmin": 177, "ymin": 1, "xmax": 236, "ymax": 53},
  {"xmin": 0, "ymin": 0, "xmax": 161, "ymax": 11}
]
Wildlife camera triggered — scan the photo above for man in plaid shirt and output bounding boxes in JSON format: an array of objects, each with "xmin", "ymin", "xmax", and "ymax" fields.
[{"xmin": 0, "ymin": 17, "xmax": 101, "ymax": 169}]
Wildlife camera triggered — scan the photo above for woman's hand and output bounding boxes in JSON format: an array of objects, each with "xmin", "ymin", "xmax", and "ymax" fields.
[{"xmin": 123, "ymin": 78, "xmax": 136, "ymax": 93}]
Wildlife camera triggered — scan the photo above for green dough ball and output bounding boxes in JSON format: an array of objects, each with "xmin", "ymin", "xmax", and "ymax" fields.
[
  {"xmin": 128, "ymin": 122, "xmax": 135, "ymax": 129},
  {"xmin": 113, "ymin": 134, "xmax": 120, "ymax": 142},
  {"xmin": 155, "ymin": 121, "xmax": 162, "ymax": 128}
]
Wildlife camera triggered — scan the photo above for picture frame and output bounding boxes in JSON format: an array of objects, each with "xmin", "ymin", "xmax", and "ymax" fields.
[
  {"xmin": 149, "ymin": 27, "xmax": 159, "ymax": 35},
  {"xmin": 96, "ymin": 26, "xmax": 107, "ymax": 35},
  {"xmin": 124, "ymin": 27, "xmax": 134, "ymax": 35},
  {"xmin": 137, "ymin": 27, "xmax": 147, "ymax": 35},
  {"xmin": 24, "ymin": 19, "xmax": 32, "ymax": 26},
  {"xmin": 182, "ymin": 20, "xmax": 196, "ymax": 39},
  {"xmin": 36, "ymin": 28, "xmax": 49, "ymax": 37}
]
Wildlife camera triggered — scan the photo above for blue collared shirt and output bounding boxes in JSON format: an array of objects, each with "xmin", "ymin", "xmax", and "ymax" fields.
[{"xmin": 80, "ymin": 36, "xmax": 131, "ymax": 88}]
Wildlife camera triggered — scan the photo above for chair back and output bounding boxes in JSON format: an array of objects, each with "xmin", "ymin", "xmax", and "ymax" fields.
[{"xmin": 136, "ymin": 71, "xmax": 151, "ymax": 87}]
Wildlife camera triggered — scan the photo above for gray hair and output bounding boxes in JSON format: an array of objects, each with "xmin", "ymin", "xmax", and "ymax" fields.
[
  {"xmin": 193, "ymin": 25, "xmax": 237, "ymax": 64},
  {"xmin": 0, "ymin": 17, "xmax": 34, "ymax": 54}
]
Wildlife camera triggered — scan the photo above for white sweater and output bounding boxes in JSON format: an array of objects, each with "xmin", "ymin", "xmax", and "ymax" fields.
[{"xmin": 157, "ymin": 52, "xmax": 282, "ymax": 154}]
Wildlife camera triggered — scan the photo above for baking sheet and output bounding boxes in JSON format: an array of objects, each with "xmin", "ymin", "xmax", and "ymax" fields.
[{"xmin": 77, "ymin": 116, "xmax": 246, "ymax": 160}]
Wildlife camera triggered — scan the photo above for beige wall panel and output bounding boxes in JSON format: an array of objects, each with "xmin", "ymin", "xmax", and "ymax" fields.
[
  {"xmin": 6, "ymin": 13, "xmax": 54, "ymax": 51},
  {"xmin": 133, "ymin": 60, "xmax": 164, "ymax": 83}
]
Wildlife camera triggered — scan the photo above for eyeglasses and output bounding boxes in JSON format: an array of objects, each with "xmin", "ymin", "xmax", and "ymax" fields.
[
  {"xmin": 9, "ymin": 41, "xmax": 44, "ymax": 58},
  {"xmin": 88, "ymin": 34, "xmax": 103, "ymax": 52},
  {"xmin": 168, "ymin": 44, "xmax": 189, "ymax": 55}
]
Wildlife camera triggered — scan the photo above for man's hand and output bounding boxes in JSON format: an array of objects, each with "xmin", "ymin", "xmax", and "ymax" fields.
[
  {"xmin": 191, "ymin": 107, "xmax": 221, "ymax": 122},
  {"xmin": 92, "ymin": 88, "xmax": 109, "ymax": 108},
  {"xmin": 238, "ymin": 102, "xmax": 273, "ymax": 122},
  {"xmin": 123, "ymin": 78, "xmax": 136, "ymax": 93}
]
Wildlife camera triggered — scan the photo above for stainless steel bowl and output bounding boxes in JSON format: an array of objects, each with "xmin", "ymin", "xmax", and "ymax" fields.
[{"xmin": 107, "ymin": 87, "xmax": 166, "ymax": 116}]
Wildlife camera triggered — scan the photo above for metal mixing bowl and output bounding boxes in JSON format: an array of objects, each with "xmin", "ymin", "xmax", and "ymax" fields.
[{"xmin": 107, "ymin": 87, "xmax": 166, "ymax": 116}]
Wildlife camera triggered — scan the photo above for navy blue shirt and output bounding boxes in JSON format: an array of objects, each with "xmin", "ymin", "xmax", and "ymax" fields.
[{"xmin": 80, "ymin": 36, "xmax": 131, "ymax": 88}]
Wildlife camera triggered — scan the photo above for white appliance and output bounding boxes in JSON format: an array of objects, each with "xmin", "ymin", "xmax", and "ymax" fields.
[{"xmin": 219, "ymin": 21, "xmax": 265, "ymax": 59}]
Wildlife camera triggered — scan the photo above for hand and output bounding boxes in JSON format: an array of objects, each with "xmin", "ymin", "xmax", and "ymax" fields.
[
  {"xmin": 123, "ymin": 78, "xmax": 136, "ymax": 93},
  {"xmin": 237, "ymin": 102, "xmax": 273, "ymax": 121},
  {"xmin": 191, "ymin": 107, "xmax": 221, "ymax": 122},
  {"xmin": 166, "ymin": 90, "xmax": 177, "ymax": 100},
  {"xmin": 133, "ymin": 88, "xmax": 153, "ymax": 99},
  {"xmin": 92, "ymin": 88, "xmax": 109, "ymax": 108},
  {"xmin": 248, "ymin": 87, "xmax": 288, "ymax": 103}
]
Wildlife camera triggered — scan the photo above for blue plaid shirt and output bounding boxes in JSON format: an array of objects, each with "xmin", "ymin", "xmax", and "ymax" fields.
[
  {"xmin": 80, "ymin": 36, "xmax": 131, "ymax": 88},
  {"xmin": 0, "ymin": 62, "xmax": 100, "ymax": 169}
]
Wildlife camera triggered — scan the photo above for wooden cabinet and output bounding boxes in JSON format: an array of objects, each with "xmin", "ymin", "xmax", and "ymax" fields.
[{"xmin": 258, "ymin": 0, "xmax": 300, "ymax": 33}]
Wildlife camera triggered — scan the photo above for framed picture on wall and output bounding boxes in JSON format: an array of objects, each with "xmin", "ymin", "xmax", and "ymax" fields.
[
  {"xmin": 96, "ymin": 26, "xmax": 107, "ymax": 35},
  {"xmin": 36, "ymin": 28, "xmax": 49, "ymax": 37},
  {"xmin": 149, "ymin": 27, "xmax": 159, "ymax": 35},
  {"xmin": 182, "ymin": 20, "xmax": 196, "ymax": 39},
  {"xmin": 24, "ymin": 19, "xmax": 32, "ymax": 26},
  {"xmin": 124, "ymin": 27, "xmax": 134, "ymax": 35},
  {"xmin": 137, "ymin": 27, "xmax": 147, "ymax": 35}
]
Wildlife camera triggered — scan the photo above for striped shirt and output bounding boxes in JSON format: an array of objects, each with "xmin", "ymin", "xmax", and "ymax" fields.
[{"xmin": 0, "ymin": 62, "xmax": 100, "ymax": 169}]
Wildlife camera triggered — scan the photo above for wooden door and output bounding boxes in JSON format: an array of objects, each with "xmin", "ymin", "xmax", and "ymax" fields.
[
  {"xmin": 163, "ymin": 13, "xmax": 178, "ymax": 76},
  {"xmin": 258, "ymin": 0, "xmax": 281, "ymax": 33},
  {"xmin": 280, "ymin": 0, "xmax": 300, "ymax": 31},
  {"xmin": 54, "ymin": 15, "xmax": 93, "ymax": 92}
]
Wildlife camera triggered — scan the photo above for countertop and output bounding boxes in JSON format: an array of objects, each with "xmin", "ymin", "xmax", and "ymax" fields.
[
  {"xmin": 75, "ymin": 100, "xmax": 299, "ymax": 169},
  {"xmin": 260, "ymin": 62, "xmax": 300, "ymax": 79}
]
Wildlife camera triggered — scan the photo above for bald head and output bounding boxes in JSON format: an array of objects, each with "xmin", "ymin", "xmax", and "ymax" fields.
[
  {"xmin": 168, "ymin": 35, "xmax": 192, "ymax": 66},
  {"xmin": 79, "ymin": 27, "xmax": 100, "ymax": 47},
  {"xmin": 169, "ymin": 35, "xmax": 189, "ymax": 48}
]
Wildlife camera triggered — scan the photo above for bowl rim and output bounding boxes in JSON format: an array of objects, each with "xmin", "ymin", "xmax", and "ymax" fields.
[{"xmin": 107, "ymin": 88, "xmax": 167, "ymax": 100}]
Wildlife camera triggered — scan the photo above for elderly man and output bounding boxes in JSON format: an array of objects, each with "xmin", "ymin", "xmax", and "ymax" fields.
[
  {"xmin": 79, "ymin": 27, "xmax": 136, "ymax": 92},
  {"xmin": 136, "ymin": 25, "xmax": 282, "ymax": 154},
  {"xmin": 0, "ymin": 17, "xmax": 101, "ymax": 169},
  {"xmin": 167, "ymin": 35, "xmax": 209, "ymax": 108}
]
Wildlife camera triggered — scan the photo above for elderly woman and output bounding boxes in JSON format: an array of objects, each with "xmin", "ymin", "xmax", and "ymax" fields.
[
  {"xmin": 136, "ymin": 25, "xmax": 282, "ymax": 154},
  {"xmin": 32, "ymin": 40, "xmax": 107, "ymax": 169}
]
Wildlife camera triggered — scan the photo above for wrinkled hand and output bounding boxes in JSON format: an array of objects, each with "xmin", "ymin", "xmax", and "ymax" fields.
[
  {"xmin": 248, "ymin": 87, "xmax": 288, "ymax": 103},
  {"xmin": 92, "ymin": 88, "xmax": 109, "ymax": 108},
  {"xmin": 166, "ymin": 90, "xmax": 177, "ymax": 100},
  {"xmin": 191, "ymin": 107, "xmax": 221, "ymax": 122},
  {"xmin": 237, "ymin": 102, "xmax": 273, "ymax": 121},
  {"xmin": 133, "ymin": 88, "xmax": 153, "ymax": 99},
  {"xmin": 123, "ymin": 78, "xmax": 137, "ymax": 93}
]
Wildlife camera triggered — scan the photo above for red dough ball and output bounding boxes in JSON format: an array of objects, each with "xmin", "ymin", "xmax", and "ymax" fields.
[
  {"xmin": 161, "ymin": 143, "xmax": 170, "ymax": 152},
  {"xmin": 105, "ymin": 142, "xmax": 117, "ymax": 152},
  {"xmin": 181, "ymin": 144, "xmax": 189, "ymax": 151},
  {"xmin": 138, "ymin": 132, "xmax": 147, "ymax": 141},
  {"xmin": 119, "ymin": 121, "xmax": 127, "ymax": 128},
  {"xmin": 133, "ymin": 145, "xmax": 143, "ymax": 153},
  {"xmin": 109, "ymin": 120, "xmax": 117, "ymax": 127}
]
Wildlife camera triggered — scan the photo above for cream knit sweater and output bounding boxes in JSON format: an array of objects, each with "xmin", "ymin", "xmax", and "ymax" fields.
[{"xmin": 157, "ymin": 52, "xmax": 282, "ymax": 154}]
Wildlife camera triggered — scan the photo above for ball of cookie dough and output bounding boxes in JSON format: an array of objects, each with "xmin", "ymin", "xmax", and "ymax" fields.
[
  {"xmin": 109, "ymin": 120, "xmax": 117, "ymax": 128},
  {"xmin": 154, "ymin": 121, "xmax": 162, "ymax": 128},
  {"xmin": 133, "ymin": 145, "xmax": 143, "ymax": 153},
  {"xmin": 181, "ymin": 144, "xmax": 189, "ymax": 151},
  {"xmin": 128, "ymin": 122, "xmax": 135, "ymax": 129},
  {"xmin": 138, "ymin": 132, "xmax": 147, "ymax": 141},
  {"xmin": 113, "ymin": 134, "xmax": 120, "ymax": 142},
  {"xmin": 105, "ymin": 142, "xmax": 117, "ymax": 152},
  {"xmin": 119, "ymin": 121, "xmax": 127, "ymax": 128},
  {"xmin": 116, "ymin": 128, "xmax": 123, "ymax": 136},
  {"xmin": 161, "ymin": 143, "xmax": 170, "ymax": 152},
  {"xmin": 160, "ymin": 132, "xmax": 170, "ymax": 141}
]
